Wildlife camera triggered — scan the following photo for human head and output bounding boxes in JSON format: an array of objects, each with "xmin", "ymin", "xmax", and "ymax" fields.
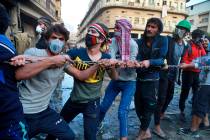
[
  {"xmin": 45, "ymin": 24, "xmax": 69, "ymax": 55},
  {"xmin": 144, "ymin": 18, "xmax": 163, "ymax": 37},
  {"xmin": 36, "ymin": 16, "xmax": 52, "ymax": 34},
  {"xmin": 85, "ymin": 23, "xmax": 110, "ymax": 49},
  {"xmin": 0, "ymin": 3, "xmax": 10, "ymax": 34},
  {"xmin": 114, "ymin": 19, "xmax": 132, "ymax": 37},
  {"xmin": 174, "ymin": 20, "xmax": 191, "ymax": 39},
  {"xmin": 191, "ymin": 29, "xmax": 205, "ymax": 46}
]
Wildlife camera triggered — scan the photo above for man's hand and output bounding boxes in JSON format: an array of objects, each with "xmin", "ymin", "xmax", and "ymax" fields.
[
  {"xmin": 139, "ymin": 60, "xmax": 150, "ymax": 68},
  {"xmin": 10, "ymin": 55, "xmax": 29, "ymax": 66},
  {"xmin": 179, "ymin": 63, "xmax": 190, "ymax": 69},
  {"xmin": 99, "ymin": 59, "xmax": 118, "ymax": 69},
  {"xmin": 50, "ymin": 55, "xmax": 70, "ymax": 68}
]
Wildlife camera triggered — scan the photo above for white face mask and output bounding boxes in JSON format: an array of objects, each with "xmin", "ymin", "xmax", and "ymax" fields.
[
  {"xmin": 175, "ymin": 28, "xmax": 186, "ymax": 39},
  {"xmin": 36, "ymin": 25, "xmax": 44, "ymax": 34}
]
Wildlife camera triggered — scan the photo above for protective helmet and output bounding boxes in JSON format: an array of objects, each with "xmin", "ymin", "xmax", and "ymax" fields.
[{"xmin": 176, "ymin": 20, "xmax": 191, "ymax": 32}]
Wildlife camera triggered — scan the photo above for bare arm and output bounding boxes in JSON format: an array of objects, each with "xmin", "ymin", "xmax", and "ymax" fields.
[
  {"xmin": 15, "ymin": 55, "xmax": 67, "ymax": 80},
  {"xmin": 65, "ymin": 64, "xmax": 99, "ymax": 81}
]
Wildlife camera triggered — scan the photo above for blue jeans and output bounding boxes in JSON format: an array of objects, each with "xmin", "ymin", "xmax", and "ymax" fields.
[
  {"xmin": 99, "ymin": 80, "xmax": 136, "ymax": 137},
  {"xmin": 0, "ymin": 119, "xmax": 29, "ymax": 140},
  {"xmin": 60, "ymin": 98, "xmax": 100, "ymax": 140}
]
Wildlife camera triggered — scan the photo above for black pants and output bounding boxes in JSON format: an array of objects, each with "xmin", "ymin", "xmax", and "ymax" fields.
[
  {"xmin": 154, "ymin": 71, "xmax": 168, "ymax": 125},
  {"xmin": 62, "ymin": 98, "xmax": 100, "ymax": 140},
  {"xmin": 135, "ymin": 80, "xmax": 158, "ymax": 130},
  {"xmin": 179, "ymin": 71, "xmax": 200, "ymax": 112},
  {"xmin": 193, "ymin": 85, "xmax": 210, "ymax": 118},
  {"xmin": 24, "ymin": 107, "xmax": 75, "ymax": 140},
  {"xmin": 161, "ymin": 79, "xmax": 175, "ymax": 114}
]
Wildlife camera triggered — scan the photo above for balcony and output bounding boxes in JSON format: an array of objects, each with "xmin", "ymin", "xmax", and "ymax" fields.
[{"xmin": 33, "ymin": 0, "xmax": 56, "ymax": 18}]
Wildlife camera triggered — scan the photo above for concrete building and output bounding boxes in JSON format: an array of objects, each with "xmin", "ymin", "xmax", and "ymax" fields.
[
  {"xmin": 77, "ymin": 0, "xmax": 188, "ymax": 46},
  {"xmin": 186, "ymin": 0, "xmax": 210, "ymax": 33},
  {"xmin": 1, "ymin": 0, "xmax": 61, "ymax": 53}
]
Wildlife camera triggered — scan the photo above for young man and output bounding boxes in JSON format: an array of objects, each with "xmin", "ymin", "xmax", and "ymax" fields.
[
  {"xmin": 135, "ymin": 18, "xmax": 168, "ymax": 140},
  {"xmin": 98, "ymin": 19, "xmax": 138, "ymax": 140},
  {"xmin": 178, "ymin": 54, "xmax": 210, "ymax": 137},
  {"xmin": 153, "ymin": 20, "xmax": 191, "ymax": 138},
  {"xmin": 16, "ymin": 24, "xmax": 101, "ymax": 139},
  {"xmin": 178, "ymin": 29, "xmax": 206, "ymax": 121},
  {"xmin": 0, "ymin": 3, "xmax": 29, "ymax": 140},
  {"xmin": 53, "ymin": 23, "xmax": 118, "ymax": 140}
]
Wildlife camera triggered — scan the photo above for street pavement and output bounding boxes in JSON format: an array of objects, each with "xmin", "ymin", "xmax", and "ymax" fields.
[{"xmin": 33, "ymin": 74, "xmax": 210, "ymax": 140}]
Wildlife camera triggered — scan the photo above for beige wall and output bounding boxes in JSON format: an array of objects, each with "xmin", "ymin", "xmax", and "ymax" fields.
[{"xmin": 77, "ymin": 0, "xmax": 187, "ymax": 45}]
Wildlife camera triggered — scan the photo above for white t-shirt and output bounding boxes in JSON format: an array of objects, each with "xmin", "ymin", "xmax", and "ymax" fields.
[{"xmin": 19, "ymin": 48, "xmax": 64, "ymax": 114}]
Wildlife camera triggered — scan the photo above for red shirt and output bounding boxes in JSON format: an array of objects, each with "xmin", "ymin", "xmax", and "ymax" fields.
[{"xmin": 182, "ymin": 42, "xmax": 206, "ymax": 72}]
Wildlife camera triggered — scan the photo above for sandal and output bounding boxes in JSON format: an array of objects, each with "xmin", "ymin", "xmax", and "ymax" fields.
[{"xmin": 152, "ymin": 129, "xmax": 168, "ymax": 139}]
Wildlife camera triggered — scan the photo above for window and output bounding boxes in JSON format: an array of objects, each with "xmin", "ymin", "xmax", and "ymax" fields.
[
  {"xmin": 134, "ymin": 17, "xmax": 140, "ymax": 24},
  {"xmin": 180, "ymin": 3, "xmax": 183, "ymax": 9},
  {"xmin": 135, "ymin": 0, "xmax": 140, "ymax": 3},
  {"xmin": 142, "ymin": 18, "xmax": 145, "ymax": 24},
  {"xmin": 106, "ymin": 0, "xmax": 110, "ymax": 2},
  {"xmin": 149, "ymin": 0, "xmax": 154, "ymax": 5},
  {"xmin": 191, "ymin": 5, "xmax": 193, "ymax": 10}
]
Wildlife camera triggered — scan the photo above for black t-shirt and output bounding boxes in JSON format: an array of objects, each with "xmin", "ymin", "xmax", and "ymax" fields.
[{"xmin": 0, "ymin": 35, "xmax": 24, "ymax": 130}]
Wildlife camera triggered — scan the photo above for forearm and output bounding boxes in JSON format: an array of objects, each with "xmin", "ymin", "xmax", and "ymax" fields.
[
  {"xmin": 15, "ymin": 58, "xmax": 54, "ymax": 80},
  {"xmin": 149, "ymin": 58, "xmax": 165, "ymax": 66},
  {"xmin": 65, "ymin": 64, "xmax": 99, "ymax": 81}
]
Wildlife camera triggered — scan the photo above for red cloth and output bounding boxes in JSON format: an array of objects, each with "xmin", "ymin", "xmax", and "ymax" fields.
[{"xmin": 182, "ymin": 42, "xmax": 206, "ymax": 72}]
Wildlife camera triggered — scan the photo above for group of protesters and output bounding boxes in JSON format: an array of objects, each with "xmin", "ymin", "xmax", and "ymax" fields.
[{"xmin": 1, "ymin": 2, "xmax": 210, "ymax": 140}]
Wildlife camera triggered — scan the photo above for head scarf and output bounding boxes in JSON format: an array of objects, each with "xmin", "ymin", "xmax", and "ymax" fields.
[
  {"xmin": 115, "ymin": 19, "xmax": 132, "ymax": 61},
  {"xmin": 88, "ymin": 23, "xmax": 111, "ymax": 52}
]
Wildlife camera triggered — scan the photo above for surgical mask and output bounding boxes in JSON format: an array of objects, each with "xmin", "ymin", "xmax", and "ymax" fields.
[
  {"xmin": 175, "ymin": 28, "xmax": 186, "ymax": 38},
  {"xmin": 48, "ymin": 39, "xmax": 65, "ymax": 54},
  {"xmin": 85, "ymin": 34, "xmax": 99, "ymax": 48},
  {"xmin": 36, "ymin": 25, "xmax": 44, "ymax": 34},
  {"xmin": 114, "ymin": 31, "xmax": 121, "ymax": 37}
]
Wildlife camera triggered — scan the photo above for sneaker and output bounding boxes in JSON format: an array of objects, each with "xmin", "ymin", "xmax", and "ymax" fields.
[{"xmin": 177, "ymin": 128, "xmax": 200, "ymax": 138}]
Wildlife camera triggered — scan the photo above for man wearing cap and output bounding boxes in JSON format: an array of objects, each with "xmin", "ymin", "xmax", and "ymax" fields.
[
  {"xmin": 98, "ymin": 19, "xmax": 138, "ymax": 140},
  {"xmin": 48, "ymin": 23, "xmax": 118, "ymax": 140},
  {"xmin": 152, "ymin": 20, "xmax": 192, "ymax": 138},
  {"xmin": 35, "ymin": 16, "xmax": 52, "ymax": 49}
]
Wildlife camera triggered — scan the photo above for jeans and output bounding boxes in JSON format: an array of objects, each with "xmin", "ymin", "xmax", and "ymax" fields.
[
  {"xmin": 0, "ymin": 119, "xmax": 29, "ymax": 140},
  {"xmin": 24, "ymin": 107, "xmax": 75, "ymax": 140},
  {"xmin": 99, "ymin": 80, "xmax": 136, "ymax": 137},
  {"xmin": 61, "ymin": 98, "xmax": 100, "ymax": 140},
  {"xmin": 135, "ymin": 80, "xmax": 158, "ymax": 131}
]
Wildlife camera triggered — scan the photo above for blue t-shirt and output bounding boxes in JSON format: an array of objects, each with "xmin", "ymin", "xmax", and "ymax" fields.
[
  {"xmin": 67, "ymin": 48, "xmax": 111, "ymax": 103},
  {"xmin": 0, "ymin": 35, "xmax": 24, "ymax": 129}
]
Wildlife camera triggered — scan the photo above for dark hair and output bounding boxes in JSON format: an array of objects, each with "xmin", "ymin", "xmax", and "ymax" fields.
[
  {"xmin": 45, "ymin": 24, "xmax": 69, "ymax": 41},
  {"xmin": 0, "ymin": 3, "xmax": 10, "ymax": 34},
  {"xmin": 146, "ymin": 18, "xmax": 163, "ymax": 33},
  {"xmin": 191, "ymin": 29, "xmax": 205, "ymax": 39}
]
